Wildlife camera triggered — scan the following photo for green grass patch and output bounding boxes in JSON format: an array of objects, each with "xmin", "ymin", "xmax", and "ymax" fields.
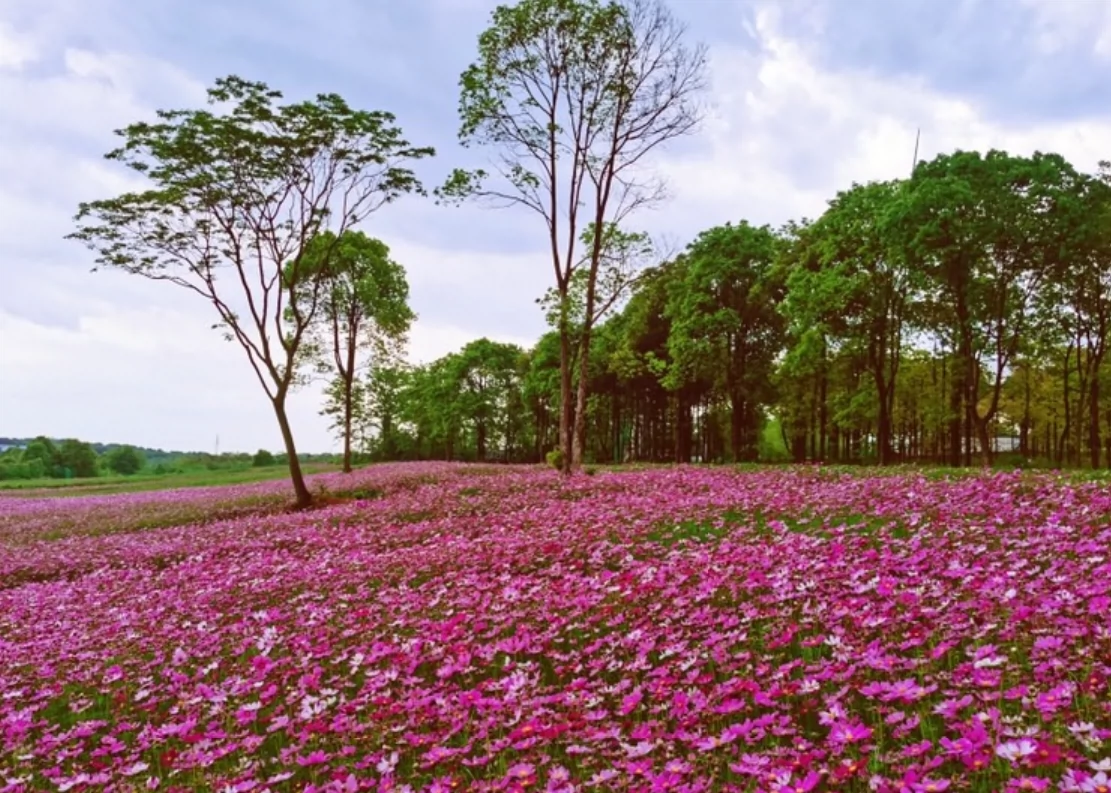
[{"xmin": 1, "ymin": 463, "xmax": 339, "ymax": 497}]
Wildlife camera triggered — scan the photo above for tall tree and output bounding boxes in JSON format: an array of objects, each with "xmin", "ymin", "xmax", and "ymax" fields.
[
  {"xmin": 897, "ymin": 150, "xmax": 1081, "ymax": 466},
  {"xmin": 68, "ymin": 76, "xmax": 433, "ymax": 507},
  {"xmin": 442, "ymin": 0, "xmax": 706, "ymax": 472},
  {"xmin": 787, "ymin": 181, "xmax": 917, "ymax": 464},
  {"xmin": 450, "ymin": 339, "xmax": 527, "ymax": 461},
  {"xmin": 293, "ymin": 231, "xmax": 415, "ymax": 473},
  {"xmin": 539, "ymin": 223, "xmax": 656, "ymax": 465},
  {"xmin": 1046, "ymin": 166, "xmax": 1111, "ymax": 467},
  {"xmin": 365, "ymin": 362, "xmax": 411, "ymax": 460},
  {"xmin": 666, "ymin": 222, "xmax": 786, "ymax": 462}
]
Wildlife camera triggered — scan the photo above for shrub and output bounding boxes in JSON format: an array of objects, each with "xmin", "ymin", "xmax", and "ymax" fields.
[
  {"xmin": 545, "ymin": 448, "xmax": 564, "ymax": 471},
  {"xmin": 252, "ymin": 449, "xmax": 276, "ymax": 467}
]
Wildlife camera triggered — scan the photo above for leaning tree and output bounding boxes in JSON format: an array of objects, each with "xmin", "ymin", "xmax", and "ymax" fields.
[
  {"xmin": 69, "ymin": 76, "xmax": 433, "ymax": 507},
  {"xmin": 441, "ymin": 0, "xmax": 706, "ymax": 472}
]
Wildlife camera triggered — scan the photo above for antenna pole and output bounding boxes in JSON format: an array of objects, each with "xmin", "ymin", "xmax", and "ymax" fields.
[{"xmin": 911, "ymin": 128, "xmax": 921, "ymax": 176}]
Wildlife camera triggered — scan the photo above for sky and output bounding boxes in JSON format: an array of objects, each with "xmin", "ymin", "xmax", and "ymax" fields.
[{"xmin": 2, "ymin": 0, "xmax": 1111, "ymax": 454}]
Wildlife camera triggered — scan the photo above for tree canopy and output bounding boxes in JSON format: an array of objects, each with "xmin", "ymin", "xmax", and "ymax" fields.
[
  {"xmin": 69, "ymin": 75, "xmax": 433, "ymax": 505},
  {"xmin": 335, "ymin": 149, "xmax": 1111, "ymax": 471}
]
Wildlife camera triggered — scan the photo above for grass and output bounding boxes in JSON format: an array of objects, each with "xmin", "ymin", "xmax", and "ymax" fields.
[{"xmin": 0, "ymin": 463, "xmax": 340, "ymax": 496}]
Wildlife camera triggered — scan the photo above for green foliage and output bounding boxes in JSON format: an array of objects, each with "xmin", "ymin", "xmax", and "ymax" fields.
[
  {"xmin": 0, "ymin": 458, "xmax": 46, "ymax": 481},
  {"xmin": 104, "ymin": 445, "xmax": 145, "ymax": 475},
  {"xmin": 368, "ymin": 147, "xmax": 1111, "ymax": 471},
  {"xmin": 68, "ymin": 75, "xmax": 434, "ymax": 506},
  {"xmin": 252, "ymin": 449, "xmax": 277, "ymax": 468},
  {"xmin": 444, "ymin": 0, "xmax": 706, "ymax": 471},
  {"xmin": 665, "ymin": 221, "xmax": 786, "ymax": 461},
  {"xmin": 546, "ymin": 448, "xmax": 565, "ymax": 470},
  {"xmin": 292, "ymin": 230, "xmax": 415, "ymax": 472},
  {"xmin": 56, "ymin": 439, "xmax": 100, "ymax": 479},
  {"xmin": 21, "ymin": 437, "xmax": 57, "ymax": 472}
]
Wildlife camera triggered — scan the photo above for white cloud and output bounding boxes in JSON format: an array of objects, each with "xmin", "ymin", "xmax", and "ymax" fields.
[
  {"xmin": 0, "ymin": 21, "xmax": 37, "ymax": 69},
  {"xmin": 657, "ymin": 4, "xmax": 1111, "ymax": 234},
  {"xmin": 1020, "ymin": 0, "xmax": 1111, "ymax": 59}
]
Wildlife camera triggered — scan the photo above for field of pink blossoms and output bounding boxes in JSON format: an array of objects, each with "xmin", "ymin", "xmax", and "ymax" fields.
[{"xmin": 1, "ymin": 464, "xmax": 1110, "ymax": 793}]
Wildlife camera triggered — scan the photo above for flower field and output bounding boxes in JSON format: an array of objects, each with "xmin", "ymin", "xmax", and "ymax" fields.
[{"xmin": 1, "ymin": 465, "xmax": 1109, "ymax": 793}]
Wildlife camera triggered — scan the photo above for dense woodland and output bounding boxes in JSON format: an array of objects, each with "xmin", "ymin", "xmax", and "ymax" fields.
[{"xmin": 335, "ymin": 151, "xmax": 1111, "ymax": 469}]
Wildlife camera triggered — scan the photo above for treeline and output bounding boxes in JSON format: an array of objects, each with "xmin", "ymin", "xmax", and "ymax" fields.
[
  {"xmin": 0, "ymin": 437, "xmax": 336, "ymax": 481},
  {"xmin": 339, "ymin": 149, "xmax": 1111, "ymax": 469}
]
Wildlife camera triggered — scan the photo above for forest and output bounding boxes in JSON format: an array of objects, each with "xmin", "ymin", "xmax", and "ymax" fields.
[{"xmin": 340, "ymin": 151, "xmax": 1111, "ymax": 470}]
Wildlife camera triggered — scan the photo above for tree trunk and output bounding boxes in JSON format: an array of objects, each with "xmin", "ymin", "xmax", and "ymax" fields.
[
  {"xmin": 476, "ymin": 419, "xmax": 487, "ymax": 462},
  {"xmin": 675, "ymin": 390, "xmax": 693, "ymax": 464},
  {"xmin": 875, "ymin": 374, "xmax": 893, "ymax": 465},
  {"xmin": 558, "ymin": 323, "xmax": 574, "ymax": 474},
  {"xmin": 972, "ymin": 414, "xmax": 992, "ymax": 468},
  {"xmin": 571, "ymin": 331, "xmax": 590, "ymax": 470},
  {"xmin": 1020, "ymin": 366, "xmax": 1031, "ymax": 458},
  {"xmin": 273, "ymin": 393, "xmax": 312, "ymax": 508},
  {"xmin": 729, "ymin": 393, "xmax": 744, "ymax": 463},
  {"xmin": 818, "ymin": 367, "xmax": 828, "ymax": 462},
  {"xmin": 342, "ymin": 374, "xmax": 354, "ymax": 474},
  {"xmin": 948, "ymin": 363, "xmax": 962, "ymax": 467},
  {"xmin": 1090, "ymin": 367, "xmax": 1102, "ymax": 469}
]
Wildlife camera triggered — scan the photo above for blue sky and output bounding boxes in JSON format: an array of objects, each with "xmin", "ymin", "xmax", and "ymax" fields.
[{"xmin": 2, "ymin": 0, "xmax": 1110, "ymax": 453}]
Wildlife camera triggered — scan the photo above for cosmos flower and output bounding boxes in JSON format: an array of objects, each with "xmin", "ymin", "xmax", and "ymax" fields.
[{"xmin": 0, "ymin": 464, "xmax": 1108, "ymax": 791}]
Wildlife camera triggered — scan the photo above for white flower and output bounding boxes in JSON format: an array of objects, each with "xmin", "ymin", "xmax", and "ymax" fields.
[
  {"xmin": 122, "ymin": 762, "xmax": 149, "ymax": 777},
  {"xmin": 995, "ymin": 739, "xmax": 1037, "ymax": 762}
]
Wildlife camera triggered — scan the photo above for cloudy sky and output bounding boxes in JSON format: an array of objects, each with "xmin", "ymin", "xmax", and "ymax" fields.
[{"xmin": 2, "ymin": 0, "xmax": 1110, "ymax": 454}]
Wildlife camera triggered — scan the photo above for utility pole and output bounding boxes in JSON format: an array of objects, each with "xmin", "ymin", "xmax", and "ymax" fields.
[
  {"xmin": 911, "ymin": 128, "xmax": 921, "ymax": 176},
  {"xmin": 215, "ymin": 434, "xmax": 220, "ymax": 456}
]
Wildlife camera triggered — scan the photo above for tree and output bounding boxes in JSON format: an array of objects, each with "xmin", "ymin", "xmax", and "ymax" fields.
[
  {"xmin": 365, "ymin": 363, "xmax": 411, "ymax": 460},
  {"xmin": 786, "ymin": 181, "xmax": 918, "ymax": 464},
  {"xmin": 105, "ymin": 445, "xmax": 145, "ymax": 475},
  {"xmin": 252, "ymin": 449, "xmax": 276, "ymax": 467},
  {"xmin": 539, "ymin": 223, "xmax": 657, "ymax": 466},
  {"xmin": 293, "ymin": 230, "xmax": 415, "ymax": 473},
  {"xmin": 442, "ymin": 0, "xmax": 706, "ymax": 472},
  {"xmin": 56, "ymin": 438, "xmax": 99, "ymax": 478},
  {"xmin": 21, "ymin": 436, "xmax": 58, "ymax": 476},
  {"xmin": 450, "ymin": 338, "xmax": 527, "ymax": 461},
  {"xmin": 897, "ymin": 150, "xmax": 1081, "ymax": 466},
  {"xmin": 666, "ymin": 222, "xmax": 786, "ymax": 462},
  {"xmin": 69, "ymin": 75, "xmax": 434, "ymax": 507},
  {"xmin": 1043, "ymin": 166, "xmax": 1111, "ymax": 467}
]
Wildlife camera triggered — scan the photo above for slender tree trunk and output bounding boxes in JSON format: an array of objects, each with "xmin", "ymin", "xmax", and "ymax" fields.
[
  {"xmin": 818, "ymin": 359, "xmax": 828, "ymax": 462},
  {"xmin": 875, "ymin": 374, "xmax": 892, "ymax": 465},
  {"xmin": 948, "ymin": 366, "xmax": 962, "ymax": 468},
  {"xmin": 1090, "ymin": 362, "xmax": 1102, "ymax": 469},
  {"xmin": 729, "ymin": 392, "xmax": 744, "ymax": 463},
  {"xmin": 675, "ymin": 390, "xmax": 693, "ymax": 464},
  {"xmin": 1059, "ymin": 343, "xmax": 1073, "ymax": 467},
  {"xmin": 273, "ymin": 393, "xmax": 312, "ymax": 508},
  {"xmin": 571, "ymin": 329, "xmax": 591, "ymax": 470},
  {"xmin": 1020, "ymin": 365, "xmax": 1031, "ymax": 458},
  {"xmin": 558, "ymin": 322, "xmax": 574, "ymax": 474},
  {"xmin": 476, "ymin": 419, "xmax": 487, "ymax": 462},
  {"xmin": 342, "ymin": 375, "xmax": 354, "ymax": 474}
]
